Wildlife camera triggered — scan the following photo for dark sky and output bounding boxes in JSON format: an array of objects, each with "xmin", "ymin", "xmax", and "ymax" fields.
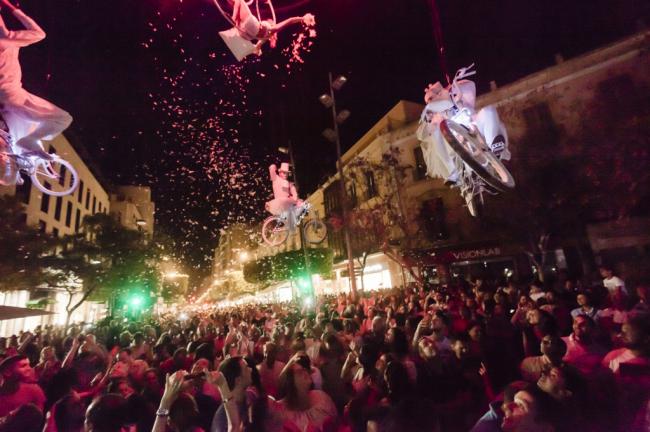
[{"xmin": 14, "ymin": 0, "xmax": 648, "ymax": 277}]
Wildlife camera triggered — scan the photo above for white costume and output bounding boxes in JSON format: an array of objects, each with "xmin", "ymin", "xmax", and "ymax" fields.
[
  {"xmin": 0, "ymin": 9, "xmax": 72, "ymax": 155},
  {"xmin": 219, "ymin": 15, "xmax": 269, "ymax": 61},
  {"xmin": 266, "ymin": 162, "xmax": 302, "ymax": 227},
  {"xmin": 416, "ymin": 72, "xmax": 510, "ymax": 183}
]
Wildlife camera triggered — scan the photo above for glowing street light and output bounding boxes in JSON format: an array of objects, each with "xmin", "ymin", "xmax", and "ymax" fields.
[
  {"xmin": 332, "ymin": 75, "xmax": 347, "ymax": 91},
  {"xmin": 238, "ymin": 251, "xmax": 250, "ymax": 263}
]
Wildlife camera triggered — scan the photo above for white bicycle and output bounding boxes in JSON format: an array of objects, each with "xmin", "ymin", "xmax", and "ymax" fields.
[
  {"xmin": 438, "ymin": 67, "xmax": 515, "ymax": 216},
  {"xmin": 0, "ymin": 127, "xmax": 79, "ymax": 197},
  {"xmin": 261, "ymin": 202, "xmax": 327, "ymax": 246}
]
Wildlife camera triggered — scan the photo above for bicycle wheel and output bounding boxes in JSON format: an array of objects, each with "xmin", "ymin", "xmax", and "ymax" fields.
[
  {"xmin": 440, "ymin": 120, "xmax": 515, "ymax": 191},
  {"xmin": 31, "ymin": 156, "xmax": 80, "ymax": 197},
  {"xmin": 262, "ymin": 216, "xmax": 289, "ymax": 246},
  {"xmin": 303, "ymin": 219, "xmax": 327, "ymax": 244}
]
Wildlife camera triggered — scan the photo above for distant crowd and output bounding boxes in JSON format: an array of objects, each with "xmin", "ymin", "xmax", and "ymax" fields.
[{"xmin": 0, "ymin": 263, "xmax": 648, "ymax": 432}]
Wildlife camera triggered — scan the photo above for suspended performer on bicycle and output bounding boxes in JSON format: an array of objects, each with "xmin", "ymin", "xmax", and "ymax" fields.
[
  {"xmin": 0, "ymin": 0, "xmax": 72, "ymax": 160},
  {"xmin": 217, "ymin": 0, "xmax": 315, "ymax": 61},
  {"xmin": 266, "ymin": 162, "xmax": 304, "ymax": 229},
  {"xmin": 416, "ymin": 65, "xmax": 510, "ymax": 187}
]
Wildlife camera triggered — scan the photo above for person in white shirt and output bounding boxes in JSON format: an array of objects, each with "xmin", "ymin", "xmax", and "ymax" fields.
[
  {"xmin": 218, "ymin": 0, "xmax": 315, "ymax": 61},
  {"xmin": 599, "ymin": 264, "xmax": 628, "ymax": 298},
  {"xmin": 0, "ymin": 0, "xmax": 72, "ymax": 159},
  {"xmin": 416, "ymin": 65, "xmax": 510, "ymax": 186}
]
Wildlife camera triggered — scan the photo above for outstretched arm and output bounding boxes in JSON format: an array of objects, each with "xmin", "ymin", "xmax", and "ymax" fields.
[
  {"xmin": 0, "ymin": 1, "xmax": 46, "ymax": 47},
  {"xmin": 269, "ymin": 13, "xmax": 314, "ymax": 35}
]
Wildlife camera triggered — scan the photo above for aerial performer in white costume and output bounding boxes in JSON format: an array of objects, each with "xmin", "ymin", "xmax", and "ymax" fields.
[
  {"xmin": 266, "ymin": 162, "xmax": 304, "ymax": 228},
  {"xmin": 416, "ymin": 65, "xmax": 510, "ymax": 186},
  {"xmin": 214, "ymin": 0, "xmax": 315, "ymax": 61},
  {"xmin": 0, "ymin": 0, "xmax": 72, "ymax": 159}
]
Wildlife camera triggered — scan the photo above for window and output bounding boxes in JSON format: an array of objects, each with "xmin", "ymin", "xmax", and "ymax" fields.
[
  {"xmin": 78, "ymin": 181, "xmax": 84, "ymax": 203},
  {"xmin": 54, "ymin": 196, "xmax": 62, "ymax": 221},
  {"xmin": 85, "ymin": 189, "xmax": 90, "ymax": 210},
  {"xmin": 98, "ymin": 202, "xmax": 102, "ymax": 213},
  {"xmin": 65, "ymin": 202, "xmax": 73, "ymax": 227},
  {"xmin": 40, "ymin": 182, "xmax": 51, "ymax": 213},
  {"xmin": 75, "ymin": 209, "xmax": 81, "ymax": 232},
  {"xmin": 324, "ymin": 180, "xmax": 343, "ymax": 215},
  {"xmin": 92, "ymin": 196, "xmax": 96, "ymax": 213},
  {"xmin": 422, "ymin": 197, "xmax": 448, "ymax": 240},
  {"xmin": 348, "ymin": 182, "xmax": 357, "ymax": 208},
  {"xmin": 365, "ymin": 171, "xmax": 377, "ymax": 199},
  {"xmin": 413, "ymin": 147, "xmax": 427, "ymax": 181},
  {"xmin": 58, "ymin": 164, "xmax": 67, "ymax": 186},
  {"xmin": 52, "ymin": 227, "xmax": 59, "ymax": 237},
  {"xmin": 38, "ymin": 220, "xmax": 46, "ymax": 233},
  {"xmin": 15, "ymin": 175, "xmax": 32, "ymax": 204}
]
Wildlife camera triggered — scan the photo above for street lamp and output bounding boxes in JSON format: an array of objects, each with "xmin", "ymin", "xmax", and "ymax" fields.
[
  {"xmin": 238, "ymin": 251, "xmax": 250, "ymax": 263},
  {"xmin": 319, "ymin": 73, "xmax": 358, "ymax": 299}
]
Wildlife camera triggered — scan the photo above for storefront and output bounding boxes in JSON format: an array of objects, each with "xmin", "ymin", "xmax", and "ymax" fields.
[
  {"xmin": 330, "ymin": 252, "xmax": 399, "ymax": 295},
  {"xmin": 405, "ymin": 242, "xmax": 532, "ymax": 286}
]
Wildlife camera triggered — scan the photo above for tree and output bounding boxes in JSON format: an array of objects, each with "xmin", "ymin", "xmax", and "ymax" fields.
[
  {"xmin": 334, "ymin": 147, "xmax": 428, "ymax": 288},
  {"xmin": 0, "ymin": 195, "xmax": 53, "ymax": 291},
  {"xmin": 43, "ymin": 213, "xmax": 159, "ymax": 328},
  {"xmin": 243, "ymin": 248, "xmax": 333, "ymax": 285}
]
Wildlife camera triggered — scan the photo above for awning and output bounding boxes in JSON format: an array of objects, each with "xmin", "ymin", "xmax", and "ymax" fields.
[{"xmin": 0, "ymin": 305, "xmax": 55, "ymax": 321}]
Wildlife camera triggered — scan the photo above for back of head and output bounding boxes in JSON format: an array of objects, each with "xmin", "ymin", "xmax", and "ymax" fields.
[
  {"xmin": 54, "ymin": 394, "xmax": 85, "ymax": 432},
  {"xmin": 169, "ymin": 392, "xmax": 200, "ymax": 432},
  {"xmin": 85, "ymin": 394, "xmax": 127, "ymax": 432},
  {"xmin": 0, "ymin": 404, "xmax": 43, "ymax": 432},
  {"xmin": 218, "ymin": 356, "xmax": 243, "ymax": 392},
  {"xmin": 385, "ymin": 360, "xmax": 412, "ymax": 404}
]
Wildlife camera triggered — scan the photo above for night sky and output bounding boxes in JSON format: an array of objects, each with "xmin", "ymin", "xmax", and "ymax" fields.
[{"xmin": 13, "ymin": 0, "xmax": 648, "ymax": 279}]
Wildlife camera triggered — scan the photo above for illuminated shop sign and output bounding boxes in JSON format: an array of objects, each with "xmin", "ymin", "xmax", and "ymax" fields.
[{"xmin": 447, "ymin": 247, "xmax": 502, "ymax": 261}]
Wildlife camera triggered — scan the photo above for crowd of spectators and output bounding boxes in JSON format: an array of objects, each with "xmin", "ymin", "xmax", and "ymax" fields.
[{"xmin": 0, "ymin": 264, "xmax": 648, "ymax": 432}]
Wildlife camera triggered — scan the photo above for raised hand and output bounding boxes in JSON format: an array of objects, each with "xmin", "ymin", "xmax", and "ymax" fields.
[
  {"xmin": 206, "ymin": 370, "xmax": 233, "ymax": 400},
  {"xmin": 161, "ymin": 370, "xmax": 187, "ymax": 407},
  {"xmin": 302, "ymin": 13, "xmax": 316, "ymax": 27}
]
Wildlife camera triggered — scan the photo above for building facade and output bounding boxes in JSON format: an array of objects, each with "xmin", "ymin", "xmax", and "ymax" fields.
[{"xmin": 109, "ymin": 185, "xmax": 155, "ymax": 236}]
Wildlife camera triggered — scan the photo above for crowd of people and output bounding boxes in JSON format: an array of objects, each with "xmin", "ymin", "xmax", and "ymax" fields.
[{"xmin": 0, "ymin": 264, "xmax": 648, "ymax": 432}]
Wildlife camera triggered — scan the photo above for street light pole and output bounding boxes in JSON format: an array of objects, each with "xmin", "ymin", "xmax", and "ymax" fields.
[{"xmin": 328, "ymin": 72, "xmax": 358, "ymax": 299}]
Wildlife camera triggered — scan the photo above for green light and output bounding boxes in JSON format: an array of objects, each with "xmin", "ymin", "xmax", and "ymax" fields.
[
  {"xmin": 297, "ymin": 276, "xmax": 310, "ymax": 290},
  {"xmin": 129, "ymin": 294, "xmax": 144, "ymax": 308}
]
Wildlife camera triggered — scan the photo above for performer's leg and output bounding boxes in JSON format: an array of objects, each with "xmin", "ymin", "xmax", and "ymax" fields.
[
  {"xmin": 288, "ymin": 203, "xmax": 297, "ymax": 230},
  {"xmin": 432, "ymin": 128, "xmax": 458, "ymax": 184},
  {"xmin": 475, "ymin": 106, "xmax": 508, "ymax": 158},
  {"xmin": 233, "ymin": 0, "xmax": 252, "ymax": 24},
  {"xmin": 4, "ymin": 93, "xmax": 72, "ymax": 155}
]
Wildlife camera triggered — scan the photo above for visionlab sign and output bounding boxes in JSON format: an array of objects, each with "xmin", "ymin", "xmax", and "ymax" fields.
[
  {"xmin": 448, "ymin": 247, "xmax": 502, "ymax": 261},
  {"xmin": 410, "ymin": 244, "xmax": 513, "ymax": 265}
]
